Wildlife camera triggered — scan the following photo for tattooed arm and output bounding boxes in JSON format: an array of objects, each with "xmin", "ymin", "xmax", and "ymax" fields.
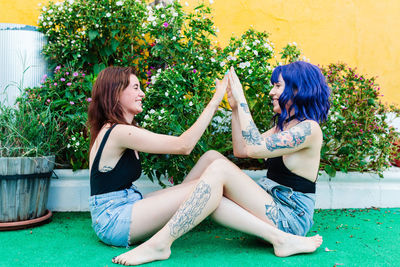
[{"xmin": 228, "ymin": 67, "xmax": 321, "ymax": 159}]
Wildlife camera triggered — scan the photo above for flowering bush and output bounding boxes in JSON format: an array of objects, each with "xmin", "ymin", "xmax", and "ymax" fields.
[
  {"xmin": 36, "ymin": 0, "xmax": 399, "ymax": 182},
  {"xmin": 320, "ymin": 63, "xmax": 400, "ymax": 177},
  {"xmin": 24, "ymin": 65, "xmax": 93, "ymax": 169},
  {"xmin": 38, "ymin": 0, "xmax": 148, "ymax": 75}
]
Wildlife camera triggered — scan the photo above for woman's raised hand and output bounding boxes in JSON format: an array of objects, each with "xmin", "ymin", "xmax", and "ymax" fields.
[
  {"xmin": 227, "ymin": 67, "xmax": 245, "ymax": 103},
  {"xmin": 212, "ymin": 75, "xmax": 229, "ymax": 106}
]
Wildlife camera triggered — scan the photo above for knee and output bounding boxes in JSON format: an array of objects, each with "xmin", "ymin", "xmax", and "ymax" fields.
[
  {"xmin": 203, "ymin": 158, "xmax": 230, "ymax": 178},
  {"xmin": 201, "ymin": 150, "xmax": 225, "ymax": 164}
]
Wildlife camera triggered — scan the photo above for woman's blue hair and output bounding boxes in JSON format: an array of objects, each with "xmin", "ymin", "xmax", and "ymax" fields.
[{"xmin": 270, "ymin": 61, "xmax": 330, "ymax": 130}]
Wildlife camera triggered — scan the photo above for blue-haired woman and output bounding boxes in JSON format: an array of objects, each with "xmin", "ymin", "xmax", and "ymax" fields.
[
  {"xmin": 110, "ymin": 62, "xmax": 324, "ymax": 265},
  {"xmin": 226, "ymin": 61, "xmax": 330, "ymax": 241}
]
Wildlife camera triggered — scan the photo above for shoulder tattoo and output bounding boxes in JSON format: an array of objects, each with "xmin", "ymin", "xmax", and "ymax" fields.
[{"xmin": 265, "ymin": 121, "xmax": 312, "ymax": 151}]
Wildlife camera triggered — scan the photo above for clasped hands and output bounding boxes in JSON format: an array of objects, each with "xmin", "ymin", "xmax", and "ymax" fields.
[{"xmin": 214, "ymin": 66, "xmax": 245, "ymax": 110}]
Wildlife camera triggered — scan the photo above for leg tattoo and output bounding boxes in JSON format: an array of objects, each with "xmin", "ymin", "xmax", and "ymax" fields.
[
  {"xmin": 265, "ymin": 201, "xmax": 279, "ymax": 225},
  {"xmin": 169, "ymin": 181, "xmax": 211, "ymax": 238}
]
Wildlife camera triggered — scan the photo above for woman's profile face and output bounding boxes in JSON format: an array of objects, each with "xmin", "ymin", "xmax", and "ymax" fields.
[
  {"xmin": 269, "ymin": 74, "xmax": 285, "ymax": 114},
  {"xmin": 119, "ymin": 74, "xmax": 145, "ymax": 116}
]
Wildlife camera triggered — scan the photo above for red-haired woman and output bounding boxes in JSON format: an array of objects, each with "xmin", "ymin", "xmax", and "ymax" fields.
[{"xmin": 88, "ymin": 66, "xmax": 322, "ymax": 266}]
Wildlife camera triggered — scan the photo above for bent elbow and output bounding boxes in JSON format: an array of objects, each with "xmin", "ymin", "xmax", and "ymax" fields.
[{"xmin": 233, "ymin": 149, "xmax": 248, "ymax": 158}]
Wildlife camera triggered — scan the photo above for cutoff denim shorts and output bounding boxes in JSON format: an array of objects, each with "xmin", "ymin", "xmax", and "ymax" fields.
[
  {"xmin": 89, "ymin": 184, "xmax": 143, "ymax": 247},
  {"xmin": 257, "ymin": 177, "xmax": 315, "ymax": 236}
]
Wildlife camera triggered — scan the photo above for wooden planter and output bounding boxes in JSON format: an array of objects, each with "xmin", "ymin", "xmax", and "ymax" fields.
[{"xmin": 0, "ymin": 156, "xmax": 54, "ymax": 222}]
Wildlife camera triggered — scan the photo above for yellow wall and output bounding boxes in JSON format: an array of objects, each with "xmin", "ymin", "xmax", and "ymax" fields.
[{"xmin": 1, "ymin": 0, "xmax": 399, "ymax": 105}]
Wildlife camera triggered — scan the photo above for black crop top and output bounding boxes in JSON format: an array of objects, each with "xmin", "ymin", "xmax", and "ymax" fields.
[
  {"xmin": 265, "ymin": 156, "xmax": 316, "ymax": 193},
  {"xmin": 90, "ymin": 124, "xmax": 142, "ymax": 196}
]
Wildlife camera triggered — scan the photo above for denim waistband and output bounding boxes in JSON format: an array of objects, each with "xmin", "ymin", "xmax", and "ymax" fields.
[{"xmin": 89, "ymin": 184, "xmax": 142, "ymax": 206}]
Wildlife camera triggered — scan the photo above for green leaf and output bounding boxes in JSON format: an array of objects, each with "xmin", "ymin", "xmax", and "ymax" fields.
[
  {"xmin": 111, "ymin": 39, "xmax": 120, "ymax": 52},
  {"xmin": 88, "ymin": 30, "xmax": 99, "ymax": 41},
  {"xmin": 324, "ymin": 165, "xmax": 337, "ymax": 177},
  {"xmin": 94, "ymin": 63, "xmax": 106, "ymax": 75},
  {"xmin": 111, "ymin": 29, "xmax": 120, "ymax": 37}
]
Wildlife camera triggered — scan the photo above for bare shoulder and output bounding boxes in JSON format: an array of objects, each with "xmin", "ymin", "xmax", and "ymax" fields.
[{"xmin": 291, "ymin": 120, "xmax": 322, "ymax": 138}]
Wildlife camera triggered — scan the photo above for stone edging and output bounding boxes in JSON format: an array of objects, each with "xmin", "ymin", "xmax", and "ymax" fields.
[{"xmin": 47, "ymin": 168, "xmax": 400, "ymax": 211}]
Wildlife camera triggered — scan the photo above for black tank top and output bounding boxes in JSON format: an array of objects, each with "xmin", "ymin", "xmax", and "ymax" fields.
[
  {"xmin": 90, "ymin": 124, "xmax": 142, "ymax": 196},
  {"xmin": 265, "ymin": 156, "xmax": 316, "ymax": 193}
]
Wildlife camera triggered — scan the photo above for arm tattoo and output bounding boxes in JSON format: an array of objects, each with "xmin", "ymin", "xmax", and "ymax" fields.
[
  {"xmin": 169, "ymin": 181, "xmax": 211, "ymax": 238},
  {"xmin": 242, "ymin": 121, "xmax": 262, "ymax": 145},
  {"xmin": 265, "ymin": 121, "xmax": 312, "ymax": 151},
  {"xmin": 99, "ymin": 166, "xmax": 113, "ymax": 172},
  {"xmin": 240, "ymin": 103, "xmax": 250, "ymax": 114}
]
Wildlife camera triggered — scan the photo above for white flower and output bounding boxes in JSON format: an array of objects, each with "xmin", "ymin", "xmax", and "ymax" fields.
[
  {"xmin": 67, "ymin": 144, "xmax": 71, "ymax": 148},
  {"xmin": 189, "ymin": 101, "xmax": 193, "ymax": 106},
  {"xmin": 172, "ymin": 12, "xmax": 178, "ymax": 17},
  {"xmin": 68, "ymin": 0, "xmax": 74, "ymax": 4},
  {"xmin": 152, "ymin": 21, "xmax": 157, "ymax": 26},
  {"xmin": 161, "ymin": 14, "xmax": 166, "ymax": 18},
  {"xmin": 116, "ymin": 1, "xmax": 123, "ymax": 6},
  {"xmin": 292, "ymin": 42, "xmax": 297, "ymax": 46},
  {"xmin": 43, "ymin": 22, "xmax": 47, "ymax": 26},
  {"xmin": 156, "ymin": 4, "xmax": 162, "ymax": 9},
  {"xmin": 106, "ymin": 12, "xmax": 111, "ymax": 17},
  {"xmin": 253, "ymin": 50, "xmax": 258, "ymax": 56},
  {"xmin": 211, "ymin": 57, "xmax": 216, "ymax": 63},
  {"xmin": 47, "ymin": 17, "xmax": 51, "ymax": 21},
  {"xmin": 58, "ymin": 7, "xmax": 63, "ymax": 11},
  {"xmin": 38, "ymin": 16, "xmax": 43, "ymax": 21},
  {"xmin": 151, "ymin": 76, "xmax": 157, "ymax": 85},
  {"xmin": 234, "ymin": 49, "xmax": 240, "ymax": 56},
  {"xmin": 185, "ymin": 2, "xmax": 189, "ymax": 6},
  {"xmin": 49, "ymin": 21, "xmax": 53, "ymax": 25},
  {"xmin": 149, "ymin": 109, "xmax": 155, "ymax": 114},
  {"xmin": 158, "ymin": 116, "xmax": 162, "ymax": 120},
  {"xmin": 76, "ymin": 142, "xmax": 80, "ymax": 146},
  {"xmin": 95, "ymin": 24, "xmax": 99, "ymax": 28},
  {"xmin": 198, "ymin": 56, "xmax": 203, "ymax": 60},
  {"xmin": 48, "ymin": 9, "xmax": 53, "ymax": 14},
  {"xmin": 148, "ymin": 15, "xmax": 156, "ymax": 22},
  {"xmin": 165, "ymin": 92, "xmax": 169, "ymax": 97},
  {"xmin": 42, "ymin": 6, "xmax": 47, "ymax": 11},
  {"xmin": 172, "ymin": 36, "xmax": 176, "ymax": 41},
  {"xmin": 144, "ymin": 115, "xmax": 150, "ymax": 120},
  {"xmin": 209, "ymin": 0, "xmax": 214, "ymax": 3},
  {"xmin": 142, "ymin": 122, "xmax": 147, "ymax": 127},
  {"xmin": 68, "ymin": 8, "xmax": 73, "ymax": 12},
  {"xmin": 220, "ymin": 62, "xmax": 226, "ymax": 67},
  {"xmin": 249, "ymin": 70, "xmax": 253, "ymax": 74},
  {"xmin": 227, "ymin": 55, "xmax": 236, "ymax": 61},
  {"xmin": 72, "ymin": 137, "xmax": 76, "ymax": 141},
  {"xmin": 146, "ymin": 6, "xmax": 153, "ymax": 11},
  {"xmin": 161, "ymin": 108, "xmax": 165, "ymax": 113},
  {"xmin": 245, "ymin": 46, "xmax": 251, "ymax": 50}
]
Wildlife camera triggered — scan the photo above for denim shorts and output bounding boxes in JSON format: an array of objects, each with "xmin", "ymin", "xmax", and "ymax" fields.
[
  {"xmin": 257, "ymin": 177, "xmax": 315, "ymax": 236},
  {"xmin": 89, "ymin": 185, "xmax": 143, "ymax": 247}
]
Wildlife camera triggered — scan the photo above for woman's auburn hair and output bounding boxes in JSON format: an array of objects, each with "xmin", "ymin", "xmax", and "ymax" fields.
[
  {"xmin": 270, "ymin": 61, "xmax": 331, "ymax": 131},
  {"xmin": 88, "ymin": 66, "xmax": 138, "ymax": 149}
]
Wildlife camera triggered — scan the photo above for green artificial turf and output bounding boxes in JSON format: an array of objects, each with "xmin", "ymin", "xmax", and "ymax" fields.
[{"xmin": 0, "ymin": 208, "xmax": 399, "ymax": 267}]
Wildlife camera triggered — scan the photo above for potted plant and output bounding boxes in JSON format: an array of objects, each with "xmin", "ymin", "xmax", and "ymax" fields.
[{"xmin": 0, "ymin": 92, "xmax": 63, "ymax": 230}]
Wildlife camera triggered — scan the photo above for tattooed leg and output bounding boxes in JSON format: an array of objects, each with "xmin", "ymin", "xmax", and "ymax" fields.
[
  {"xmin": 113, "ymin": 178, "xmax": 222, "ymax": 266},
  {"xmin": 265, "ymin": 201, "xmax": 279, "ymax": 225},
  {"xmin": 169, "ymin": 181, "xmax": 211, "ymax": 238}
]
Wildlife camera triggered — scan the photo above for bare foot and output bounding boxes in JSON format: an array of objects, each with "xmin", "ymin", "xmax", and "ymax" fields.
[
  {"xmin": 273, "ymin": 233, "xmax": 323, "ymax": 257},
  {"xmin": 112, "ymin": 241, "xmax": 171, "ymax": 266}
]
